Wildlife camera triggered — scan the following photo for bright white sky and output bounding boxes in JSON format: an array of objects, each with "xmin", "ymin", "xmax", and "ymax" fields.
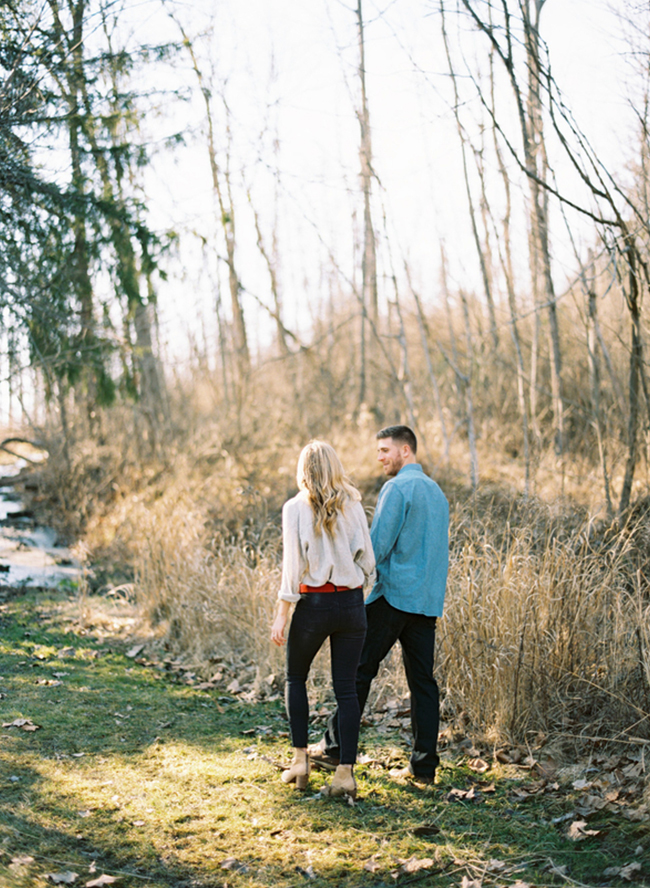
[{"xmin": 123, "ymin": 0, "xmax": 636, "ymax": 368}]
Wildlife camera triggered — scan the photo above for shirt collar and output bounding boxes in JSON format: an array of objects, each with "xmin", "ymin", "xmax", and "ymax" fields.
[{"xmin": 397, "ymin": 463, "xmax": 423, "ymax": 475}]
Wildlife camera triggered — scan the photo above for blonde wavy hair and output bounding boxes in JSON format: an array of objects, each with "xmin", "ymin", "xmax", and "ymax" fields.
[{"xmin": 296, "ymin": 440, "xmax": 361, "ymax": 536}]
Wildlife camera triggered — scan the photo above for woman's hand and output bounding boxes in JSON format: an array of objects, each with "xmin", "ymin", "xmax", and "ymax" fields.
[
  {"xmin": 271, "ymin": 612, "xmax": 287, "ymax": 646},
  {"xmin": 271, "ymin": 599, "xmax": 291, "ymax": 646}
]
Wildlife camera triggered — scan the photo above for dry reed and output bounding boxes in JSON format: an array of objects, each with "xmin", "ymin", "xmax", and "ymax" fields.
[{"xmin": 123, "ymin": 478, "xmax": 650, "ymax": 747}]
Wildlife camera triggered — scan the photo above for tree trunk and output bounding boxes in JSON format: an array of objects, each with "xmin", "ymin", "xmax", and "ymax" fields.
[
  {"xmin": 440, "ymin": 2, "xmax": 499, "ymax": 351},
  {"xmin": 521, "ymin": 0, "xmax": 564, "ymax": 455},
  {"xmin": 407, "ymin": 266, "xmax": 450, "ymax": 461},
  {"xmin": 356, "ymin": 0, "xmax": 377, "ymax": 408},
  {"xmin": 619, "ymin": 239, "xmax": 643, "ymax": 515},
  {"xmin": 174, "ymin": 19, "xmax": 249, "ymax": 390},
  {"xmin": 585, "ymin": 259, "xmax": 613, "ymax": 517},
  {"xmin": 489, "ymin": 43, "xmax": 531, "ymax": 492}
]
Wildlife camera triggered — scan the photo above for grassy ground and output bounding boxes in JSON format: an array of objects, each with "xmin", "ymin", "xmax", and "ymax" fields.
[{"xmin": 0, "ymin": 584, "xmax": 648, "ymax": 888}]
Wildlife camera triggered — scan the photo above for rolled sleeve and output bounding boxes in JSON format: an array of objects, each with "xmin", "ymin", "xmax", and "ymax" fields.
[{"xmin": 278, "ymin": 500, "xmax": 302, "ymax": 602}]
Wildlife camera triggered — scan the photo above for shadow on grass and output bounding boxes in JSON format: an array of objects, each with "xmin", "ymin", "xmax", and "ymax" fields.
[{"xmin": 1, "ymin": 587, "xmax": 647, "ymax": 888}]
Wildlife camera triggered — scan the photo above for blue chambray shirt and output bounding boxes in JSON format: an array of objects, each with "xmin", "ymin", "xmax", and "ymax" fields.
[{"xmin": 365, "ymin": 463, "xmax": 449, "ymax": 617}]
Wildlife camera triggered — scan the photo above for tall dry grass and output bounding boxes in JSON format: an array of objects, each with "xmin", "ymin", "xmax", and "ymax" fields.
[
  {"xmin": 130, "ymin": 492, "xmax": 284, "ymax": 678},
  {"xmin": 118, "ymin": 463, "xmax": 650, "ymax": 746},
  {"xmin": 441, "ymin": 498, "xmax": 650, "ymax": 746}
]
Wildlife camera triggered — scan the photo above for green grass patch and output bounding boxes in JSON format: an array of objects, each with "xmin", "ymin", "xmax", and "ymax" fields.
[{"xmin": 0, "ymin": 586, "xmax": 648, "ymax": 887}]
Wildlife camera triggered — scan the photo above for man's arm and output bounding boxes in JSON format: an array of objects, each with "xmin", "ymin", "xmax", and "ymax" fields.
[{"xmin": 370, "ymin": 483, "xmax": 406, "ymax": 564}]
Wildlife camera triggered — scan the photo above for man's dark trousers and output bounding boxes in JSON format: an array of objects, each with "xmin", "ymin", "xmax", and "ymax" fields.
[{"xmin": 322, "ymin": 595, "xmax": 440, "ymax": 777}]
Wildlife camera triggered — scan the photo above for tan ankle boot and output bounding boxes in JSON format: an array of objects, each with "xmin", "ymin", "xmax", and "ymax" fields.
[
  {"xmin": 324, "ymin": 764, "xmax": 356, "ymax": 799},
  {"xmin": 281, "ymin": 748, "xmax": 309, "ymax": 790}
]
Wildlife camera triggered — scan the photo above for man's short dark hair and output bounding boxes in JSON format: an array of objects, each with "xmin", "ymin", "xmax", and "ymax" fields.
[{"xmin": 376, "ymin": 425, "xmax": 417, "ymax": 455}]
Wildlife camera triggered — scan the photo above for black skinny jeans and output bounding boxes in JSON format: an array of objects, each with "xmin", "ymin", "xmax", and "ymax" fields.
[
  {"xmin": 323, "ymin": 595, "xmax": 440, "ymax": 777},
  {"xmin": 285, "ymin": 588, "xmax": 367, "ymax": 764}
]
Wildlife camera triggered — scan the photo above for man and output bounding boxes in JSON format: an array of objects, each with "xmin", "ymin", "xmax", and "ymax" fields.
[{"xmin": 312, "ymin": 425, "xmax": 449, "ymax": 784}]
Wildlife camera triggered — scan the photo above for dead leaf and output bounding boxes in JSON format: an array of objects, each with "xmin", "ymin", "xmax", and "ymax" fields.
[
  {"xmin": 477, "ymin": 782, "xmax": 496, "ymax": 793},
  {"xmin": 57, "ymin": 647, "xmax": 76, "ymax": 658},
  {"xmin": 10, "ymin": 856, "xmax": 35, "ymax": 866},
  {"xmin": 533, "ymin": 759, "xmax": 557, "ymax": 779},
  {"xmin": 460, "ymin": 877, "xmax": 482, "ymax": 888},
  {"xmin": 33, "ymin": 647, "xmax": 52, "ymax": 660},
  {"xmin": 623, "ymin": 805, "xmax": 649, "ymax": 821},
  {"xmin": 364, "ymin": 860, "xmax": 381, "ymax": 873},
  {"xmin": 411, "ymin": 824, "xmax": 440, "ymax": 836},
  {"xmin": 620, "ymin": 862, "xmax": 642, "ymax": 880},
  {"xmin": 577, "ymin": 793, "xmax": 607, "ymax": 813},
  {"xmin": 227, "ymin": 679, "xmax": 240, "ymax": 694},
  {"xmin": 485, "ymin": 859, "xmax": 507, "ymax": 872},
  {"xmin": 86, "ymin": 877, "xmax": 117, "ymax": 887},
  {"xmin": 220, "ymin": 858, "xmax": 247, "ymax": 872},
  {"xmin": 567, "ymin": 820, "xmax": 600, "ymax": 841},
  {"xmin": 467, "ymin": 758, "xmax": 490, "ymax": 773},
  {"xmin": 447, "ymin": 786, "xmax": 482, "ymax": 802},
  {"xmin": 47, "ymin": 873, "xmax": 78, "ymax": 884},
  {"xmin": 357, "ymin": 752, "xmax": 381, "ymax": 765},
  {"xmin": 572, "ymin": 778, "xmax": 591, "ymax": 790},
  {"xmin": 622, "ymin": 761, "xmax": 645, "ymax": 778},
  {"xmin": 125, "ymin": 644, "xmax": 144, "ymax": 658},
  {"xmin": 2, "ymin": 718, "xmax": 40, "ymax": 731},
  {"xmin": 392, "ymin": 856, "xmax": 435, "ymax": 876}
]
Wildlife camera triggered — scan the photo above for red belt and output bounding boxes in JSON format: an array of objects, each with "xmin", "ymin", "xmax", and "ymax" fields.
[{"xmin": 299, "ymin": 583, "xmax": 352, "ymax": 593}]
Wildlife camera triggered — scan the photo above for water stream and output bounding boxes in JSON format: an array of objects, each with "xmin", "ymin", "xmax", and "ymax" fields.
[{"xmin": 0, "ymin": 461, "xmax": 81, "ymax": 587}]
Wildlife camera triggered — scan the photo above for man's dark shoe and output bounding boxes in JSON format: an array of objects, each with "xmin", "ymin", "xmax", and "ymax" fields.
[
  {"xmin": 308, "ymin": 743, "xmax": 340, "ymax": 771},
  {"xmin": 389, "ymin": 766, "xmax": 435, "ymax": 786}
]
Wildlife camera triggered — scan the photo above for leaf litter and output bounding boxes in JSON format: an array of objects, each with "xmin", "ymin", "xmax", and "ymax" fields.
[{"xmin": 1, "ymin": 587, "xmax": 649, "ymax": 888}]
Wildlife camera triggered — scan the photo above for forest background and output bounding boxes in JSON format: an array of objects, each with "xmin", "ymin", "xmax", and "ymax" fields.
[{"xmin": 1, "ymin": 0, "xmax": 650, "ymax": 753}]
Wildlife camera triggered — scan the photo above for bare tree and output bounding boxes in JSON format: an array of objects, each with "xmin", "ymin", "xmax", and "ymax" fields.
[
  {"xmin": 170, "ymin": 13, "xmax": 250, "ymax": 392},
  {"xmin": 355, "ymin": 0, "xmax": 378, "ymax": 407},
  {"xmin": 440, "ymin": 1, "xmax": 499, "ymax": 352},
  {"xmin": 461, "ymin": 0, "xmax": 564, "ymax": 457}
]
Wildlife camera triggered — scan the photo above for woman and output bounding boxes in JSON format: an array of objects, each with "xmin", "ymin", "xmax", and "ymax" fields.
[{"xmin": 271, "ymin": 440, "xmax": 375, "ymax": 798}]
